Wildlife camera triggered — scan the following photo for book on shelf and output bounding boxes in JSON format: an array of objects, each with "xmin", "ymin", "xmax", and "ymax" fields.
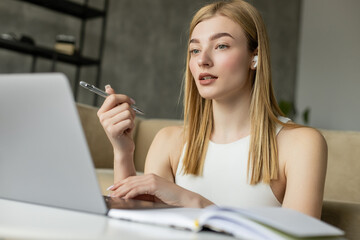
[
  {"xmin": 54, "ymin": 34, "xmax": 76, "ymax": 55},
  {"xmin": 108, "ymin": 206, "xmax": 345, "ymax": 240},
  {"xmin": 54, "ymin": 42, "xmax": 75, "ymax": 55}
]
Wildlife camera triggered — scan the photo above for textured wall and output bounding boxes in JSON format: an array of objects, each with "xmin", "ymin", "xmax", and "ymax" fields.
[
  {"xmin": 295, "ymin": 0, "xmax": 360, "ymax": 131},
  {"xmin": 0, "ymin": 0, "xmax": 301, "ymax": 119}
]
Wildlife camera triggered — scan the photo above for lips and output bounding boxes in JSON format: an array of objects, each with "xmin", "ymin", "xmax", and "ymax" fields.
[
  {"xmin": 198, "ymin": 73, "xmax": 218, "ymax": 85},
  {"xmin": 198, "ymin": 73, "xmax": 218, "ymax": 81}
]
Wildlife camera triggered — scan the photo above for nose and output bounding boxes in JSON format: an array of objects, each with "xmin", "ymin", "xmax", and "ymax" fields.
[{"xmin": 197, "ymin": 49, "xmax": 213, "ymax": 68}]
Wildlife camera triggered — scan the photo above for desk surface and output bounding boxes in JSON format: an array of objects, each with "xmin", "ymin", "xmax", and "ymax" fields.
[{"xmin": 0, "ymin": 198, "xmax": 235, "ymax": 240}]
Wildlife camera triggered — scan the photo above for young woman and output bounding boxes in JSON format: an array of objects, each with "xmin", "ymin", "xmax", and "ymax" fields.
[{"xmin": 97, "ymin": 0, "xmax": 327, "ymax": 218}]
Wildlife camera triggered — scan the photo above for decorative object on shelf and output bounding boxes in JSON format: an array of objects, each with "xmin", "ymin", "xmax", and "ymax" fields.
[
  {"xmin": 1, "ymin": 32, "xmax": 18, "ymax": 41},
  {"xmin": 1, "ymin": 32, "xmax": 35, "ymax": 45},
  {"xmin": 19, "ymin": 35, "xmax": 35, "ymax": 45},
  {"xmin": 54, "ymin": 34, "xmax": 76, "ymax": 55}
]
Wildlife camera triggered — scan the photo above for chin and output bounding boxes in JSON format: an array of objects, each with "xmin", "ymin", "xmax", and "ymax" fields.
[
  {"xmin": 197, "ymin": 87, "xmax": 224, "ymax": 99},
  {"xmin": 198, "ymin": 92, "xmax": 218, "ymax": 100}
]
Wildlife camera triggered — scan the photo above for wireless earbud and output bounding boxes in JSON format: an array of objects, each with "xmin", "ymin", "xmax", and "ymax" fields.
[{"xmin": 253, "ymin": 55, "xmax": 258, "ymax": 68}]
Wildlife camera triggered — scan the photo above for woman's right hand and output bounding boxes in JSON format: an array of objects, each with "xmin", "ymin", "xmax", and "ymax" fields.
[{"xmin": 97, "ymin": 85, "xmax": 136, "ymax": 158}]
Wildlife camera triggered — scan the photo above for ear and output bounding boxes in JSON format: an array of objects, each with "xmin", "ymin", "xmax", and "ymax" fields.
[{"xmin": 250, "ymin": 48, "xmax": 258, "ymax": 70}]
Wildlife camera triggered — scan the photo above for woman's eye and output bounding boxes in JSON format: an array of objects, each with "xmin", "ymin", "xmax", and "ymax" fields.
[
  {"xmin": 217, "ymin": 44, "xmax": 229, "ymax": 50},
  {"xmin": 190, "ymin": 49, "xmax": 200, "ymax": 54}
]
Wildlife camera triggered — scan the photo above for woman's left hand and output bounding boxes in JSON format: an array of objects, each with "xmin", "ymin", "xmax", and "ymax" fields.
[{"xmin": 107, "ymin": 173, "xmax": 212, "ymax": 208}]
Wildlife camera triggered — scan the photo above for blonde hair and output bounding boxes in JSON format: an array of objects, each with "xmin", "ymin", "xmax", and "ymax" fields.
[{"xmin": 182, "ymin": 0, "xmax": 293, "ymax": 184}]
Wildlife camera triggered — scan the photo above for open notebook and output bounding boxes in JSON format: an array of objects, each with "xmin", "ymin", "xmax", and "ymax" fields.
[{"xmin": 108, "ymin": 206, "xmax": 345, "ymax": 239}]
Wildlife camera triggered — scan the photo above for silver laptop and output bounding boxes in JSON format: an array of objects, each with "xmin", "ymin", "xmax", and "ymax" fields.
[{"xmin": 0, "ymin": 73, "xmax": 169, "ymax": 214}]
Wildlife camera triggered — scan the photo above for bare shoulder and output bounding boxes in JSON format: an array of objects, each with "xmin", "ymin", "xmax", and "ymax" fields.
[
  {"xmin": 277, "ymin": 125, "xmax": 328, "ymax": 172},
  {"xmin": 155, "ymin": 125, "xmax": 185, "ymax": 163},
  {"xmin": 153, "ymin": 125, "xmax": 184, "ymax": 147},
  {"xmin": 278, "ymin": 126, "xmax": 327, "ymax": 153},
  {"xmin": 145, "ymin": 125, "xmax": 184, "ymax": 178}
]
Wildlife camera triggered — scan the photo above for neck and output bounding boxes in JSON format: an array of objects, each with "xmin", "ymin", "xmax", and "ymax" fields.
[{"xmin": 211, "ymin": 90, "xmax": 252, "ymax": 144}]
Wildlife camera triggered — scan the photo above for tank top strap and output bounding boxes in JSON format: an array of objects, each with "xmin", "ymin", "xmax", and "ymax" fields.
[{"xmin": 276, "ymin": 116, "xmax": 291, "ymax": 135}]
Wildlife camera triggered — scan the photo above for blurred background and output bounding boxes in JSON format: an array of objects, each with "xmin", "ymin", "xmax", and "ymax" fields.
[{"xmin": 0, "ymin": 0, "xmax": 359, "ymax": 131}]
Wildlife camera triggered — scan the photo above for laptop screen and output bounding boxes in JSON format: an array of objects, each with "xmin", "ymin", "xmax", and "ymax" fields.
[{"xmin": 0, "ymin": 73, "xmax": 107, "ymax": 214}]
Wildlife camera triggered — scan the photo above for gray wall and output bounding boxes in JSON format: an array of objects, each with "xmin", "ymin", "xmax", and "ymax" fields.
[
  {"xmin": 295, "ymin": 0, "xmax": 360, "ymax": 131},
  {"xmin": 0, "ymin": 0, "xmax": 301, "ymax": 119}
]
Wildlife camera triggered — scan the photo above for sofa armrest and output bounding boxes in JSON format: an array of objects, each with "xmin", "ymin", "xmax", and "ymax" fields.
[
  {"xmin": 77, "ymin": 103, "xmax": 114, "ymax": 168},
  {"xmin": 322, "ymin": 200, "xmax": 360, "ymax": 239}
]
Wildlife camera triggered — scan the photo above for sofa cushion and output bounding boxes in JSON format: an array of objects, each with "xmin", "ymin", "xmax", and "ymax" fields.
[
  {"xmin": 322, "ymin": 200, "xmax": 360, "ymax": 239},
  {"xmin": 320, "ymin": 130, "xmax": 360, "ymax": 203}
]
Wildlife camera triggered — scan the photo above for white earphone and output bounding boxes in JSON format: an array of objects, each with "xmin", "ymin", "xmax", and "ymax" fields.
[{"xmin": 253, "ymin": 55, "xmax": 258, "ymax": 68}]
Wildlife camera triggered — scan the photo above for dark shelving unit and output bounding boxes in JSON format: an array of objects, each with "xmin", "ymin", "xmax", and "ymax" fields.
[
  {"xmin": 0, "ymin": 0, "xmax": 110, "ymax": 104},
  {"xmin": 0, "ymin": 38, "xmax": 99, "ymax": 66},
  {"xmin": 18, "ymin": 0, "xmax": 106, "ymax": 19}
]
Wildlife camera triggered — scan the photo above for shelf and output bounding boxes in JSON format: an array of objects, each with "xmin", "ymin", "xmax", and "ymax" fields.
[
  {"xmin": 0, "ymin": 38, "xmax": 99, "ymax": 66},
  {"xmin": 16, "ymin": 0, "xmax": 105, "ymax": 19},
  {"xmin": 3, "ymin": 0, "xmax": 109, "ymax": 103}
]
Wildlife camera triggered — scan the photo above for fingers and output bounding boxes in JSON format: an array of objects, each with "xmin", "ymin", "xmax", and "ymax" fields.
[
  {"xmin": 107, "ymin": 175, "xmax": 186, "ymax": 206},
  {"xmin": 99, "ymin": 102, "xmax": 135, "ymax": 123},
  {"xmin": 107, "ymin": 117, "xmax": 134, "ymax": 138},
  {"xmin": 98, "ymin": 107, "xmax": 134, "ymax": 139},
  {"xmin": 97, "ymin": 84, "xmax": 136, "ymax": 116},
  {"xmin": 108, "ymin": 174, "xmax": 158, "ymax": 199},
  {"xmin": 105, "ymin": 84, "xmax": 115, "ymax": 95},
  {"xmin": 98, "ymin": 93, "xmax": 135, "ymax": 116},
  {"xmin": 97, "ymin": 85, "xmax": 136, "ymax": 138},
  {"xmin": 122, "ymin": 185, "xmax": 149, "ymax": 199}
]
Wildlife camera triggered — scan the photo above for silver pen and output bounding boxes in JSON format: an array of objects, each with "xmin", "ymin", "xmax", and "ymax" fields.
[{"xmin": 79, "ymin": 81, "xmax": 145, "ymax": 115}]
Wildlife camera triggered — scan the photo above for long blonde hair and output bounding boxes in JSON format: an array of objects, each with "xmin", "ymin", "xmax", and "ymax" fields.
[{"xmin": 182, "ymin": 0, "xmax": 292, "ymax": 185}]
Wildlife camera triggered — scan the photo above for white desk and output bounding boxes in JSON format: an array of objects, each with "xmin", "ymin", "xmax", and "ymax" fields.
[{"xmin": 0, "ymin": 198, "xmax": 235, "ymax": 240}]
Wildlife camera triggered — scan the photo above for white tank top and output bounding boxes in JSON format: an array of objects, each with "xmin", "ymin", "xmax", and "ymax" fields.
[{"xmin": 175, "ymin": 116, "xmax": 290, "ymax": 208}]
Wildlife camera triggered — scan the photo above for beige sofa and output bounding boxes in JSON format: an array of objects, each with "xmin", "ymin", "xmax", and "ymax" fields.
[{"xmin": 77, "ymin": 103, "xmax": 360, "ymax": 239}]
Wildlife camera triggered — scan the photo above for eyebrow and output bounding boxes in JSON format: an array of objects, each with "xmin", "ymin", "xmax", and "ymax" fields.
[{"xmin": 189, "ymin": 32, "xmax": 234, "ymax": 44}]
